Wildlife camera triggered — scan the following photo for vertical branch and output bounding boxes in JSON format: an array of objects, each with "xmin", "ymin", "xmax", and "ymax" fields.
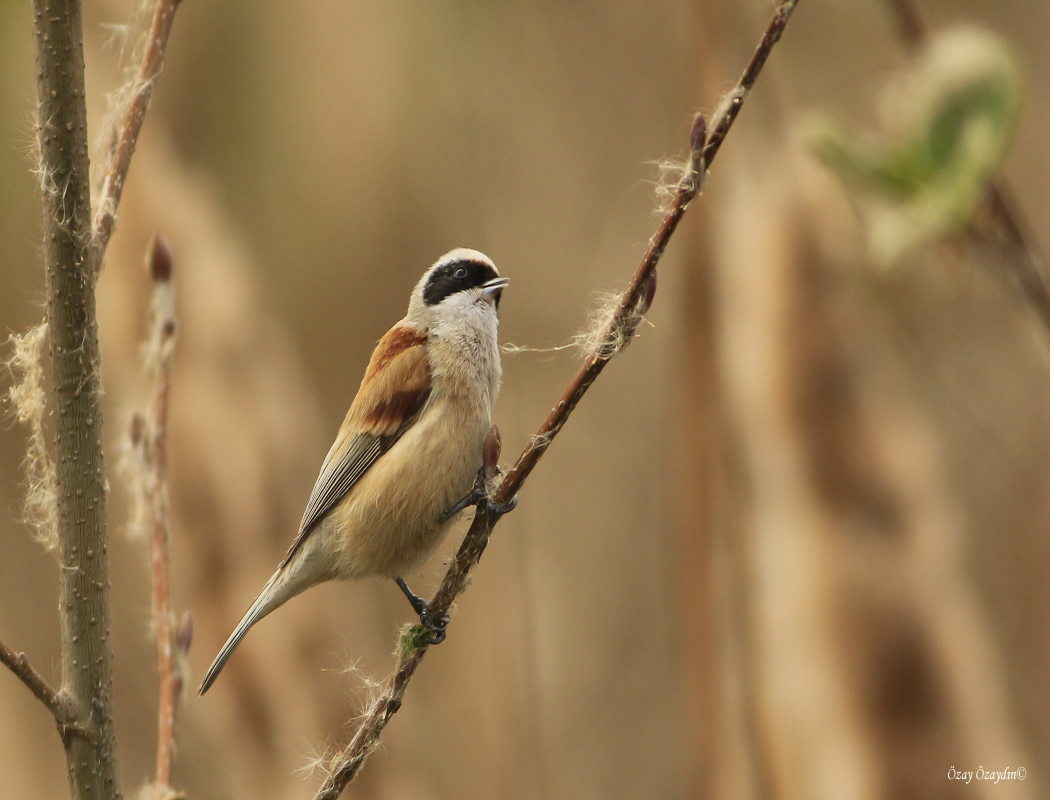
[
  {"xmin": 143, "ymin": 237, "xmax": 182, "ymax": 790},
  {"xmin": 31, "ymin": 1, "xmax": 121, "ymax": 799},
  {"xmin": 122, "ymin": 237, "xmax": 187, "ymax": 797}
]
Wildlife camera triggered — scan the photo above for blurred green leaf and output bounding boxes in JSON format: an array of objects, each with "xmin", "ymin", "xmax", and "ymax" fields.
[{"xmin": 801, "ymin": 27, "xmax": 1023, "ymax": 266}]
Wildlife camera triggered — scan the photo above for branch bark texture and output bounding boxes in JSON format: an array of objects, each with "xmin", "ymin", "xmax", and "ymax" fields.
[
  {"xmin": 32, "ymin": 1, "xmax": 121, "ymax": 798},
  {"xmin": 314, "ymin": 2, "xmax": 801, "ymax": 796}
]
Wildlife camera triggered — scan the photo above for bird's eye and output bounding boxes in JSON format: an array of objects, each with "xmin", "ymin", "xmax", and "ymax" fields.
[{"xmin": 454, "ymin": 267, "xmax": 467, "ymax": 280}]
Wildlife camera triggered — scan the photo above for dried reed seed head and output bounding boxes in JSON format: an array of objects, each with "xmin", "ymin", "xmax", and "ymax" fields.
[{"xmin": 149, "ymin": 234, "xmax": 173, "ymax": 283}]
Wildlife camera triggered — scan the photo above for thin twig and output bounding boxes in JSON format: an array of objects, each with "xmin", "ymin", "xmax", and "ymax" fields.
[
  {"xmin": 0, "ymin": 637, "xmax": 70, "ymax": 724},
  {"xmin": 142, "ymin": 236, "xmax": 183, "ymax": 789},
  {"xmin": 881, "ymin": 0, "xmax": 1050, "ymax": 333},
  {"xmin": 982, "ymin": 181, "xmax": 1050, "ymax": 335},
  {"xmin": 92, "ymin": 0, "xmax": 184, "ymax": 266},
  {"xmin": 699, "ymin": 0, "xmax": 799, "ymax": 168},
  {"xmin": 313, "ymin": 2, "xmax": 801, "ymax": 796}
]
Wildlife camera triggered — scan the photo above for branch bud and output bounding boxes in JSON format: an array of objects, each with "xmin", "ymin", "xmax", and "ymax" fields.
[
  {"xmin": 483, "ymin": 426, "xmax": 501, "ymax": 470},
  {"xmin": 640, "ymin": 269, "xmax": 658, "ymax": 314},
  {"xmin": 175, "ymin": 610, "xmax": 193, "ymax": 656},
  {"xmin": 690, "ymin": 111, "xmax": 708, "ymax": 156},
  {"xmin": 149, "ymin": 234, "xmax": 173, "ymax": 283},
  {"xmin": 129, "ymin": 412, "xmax": 146, "ymax": 448}
]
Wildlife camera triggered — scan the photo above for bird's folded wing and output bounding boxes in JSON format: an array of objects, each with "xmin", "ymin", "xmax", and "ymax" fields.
[{"xmin": 281, "ymin": 326, "xmax": 431, "ymax": 566}]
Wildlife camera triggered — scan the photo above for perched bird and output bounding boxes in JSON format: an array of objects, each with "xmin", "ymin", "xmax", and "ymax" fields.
[{"xmin": 199, "ymin": 249, "xmax": 512, "ymax": 695}]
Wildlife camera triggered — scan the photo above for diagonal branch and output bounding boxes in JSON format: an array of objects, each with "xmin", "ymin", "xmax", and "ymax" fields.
[
  {"xmin": 0, "ymin": 637, "xmax": 70, "ymax": 724},
  {"xmin": 313, "ymin": 2, "xmax": 802, "ymax": 796},
  {"xmin": 92, "ymin": 0, "xmax": 184, "ymax": 267},
  {"xmin": 981, "ymin": 171, "xmax": 1050, "ymax": 335}
]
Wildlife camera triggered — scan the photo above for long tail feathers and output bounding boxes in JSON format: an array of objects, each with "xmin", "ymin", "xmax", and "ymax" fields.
[{"xmin": 198, "ymin": 568, "xmax": 287, "ymax": 695}]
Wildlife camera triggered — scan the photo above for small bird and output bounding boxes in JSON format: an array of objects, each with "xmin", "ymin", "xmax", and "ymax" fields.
[{"xmin": 199, "ymin": 249, "xmax": 513, "ymax": 695}]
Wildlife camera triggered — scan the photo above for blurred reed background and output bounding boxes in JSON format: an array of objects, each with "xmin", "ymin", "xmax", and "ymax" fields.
[{"xmin": 1, "ymin": 0, "xmax": 1048, "ymax": 798}]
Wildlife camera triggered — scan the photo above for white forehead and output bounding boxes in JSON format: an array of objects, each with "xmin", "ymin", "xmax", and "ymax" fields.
[
  {"xmin": 407, "ymin": 248, "xmax": 500, "ymax": 324},
  {"xmin": 429, "ymin": 248, "xmax": 499, "ymax": 276}
]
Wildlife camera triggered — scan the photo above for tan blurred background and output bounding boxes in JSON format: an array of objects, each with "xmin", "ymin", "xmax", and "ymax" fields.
[{"xmin": 1, "ymin": 0, "xmax": 1049, "ymax": 798}]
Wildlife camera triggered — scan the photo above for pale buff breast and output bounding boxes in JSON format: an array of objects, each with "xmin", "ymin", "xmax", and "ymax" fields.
[{"xmin": 323, "ymin": 390, "xmax": 491, "ymax": 579}]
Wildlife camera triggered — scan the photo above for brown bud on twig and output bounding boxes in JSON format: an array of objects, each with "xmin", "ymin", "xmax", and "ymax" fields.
[
  {"xmin": 690, "ymin": 111, "xmax": 708, "ymax": 156},
  {"xmin": 483, "ymin": 426, "xmax": 501, "ymax": 470},
  {"xmin": 175, "ymin": 610, "xmax": 193, "ymax": 656},
  {"xmin": 640, "ymin": 269, "xmax": 658, "ymax": 315},
  {"xmin": 149, "ymin": 234, "xmax": 173, "ymax": 283},
  {"xmin": 684, "ymin": 112, "xmax": 709, "ymax": 201},
  {"xmin": 129, "ymin": 413, "xmax": 146, "ymax": 448}
]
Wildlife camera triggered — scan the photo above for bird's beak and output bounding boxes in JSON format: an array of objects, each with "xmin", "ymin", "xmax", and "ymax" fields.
[{"xmin": 480, "ymin": 277, "xmax": 509, "ymax": 305}]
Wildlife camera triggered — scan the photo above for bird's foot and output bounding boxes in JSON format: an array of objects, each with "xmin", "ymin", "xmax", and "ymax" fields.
[
  {"xmin": 484, "ymin": 492, "xmax": 518, "ymax": 517},
  {"xmin": 419, "ymin": 605, "xmax": 449, "ymax": 645},
  {"xmin": 438, "ymin": 470, "xmax": 488, "ymax": 522},
  {"xmin": 395, "ymin": 577, "xmax": 448, "ymax": 645},
  {"xmin": 439, "ymin": 466, "xmax": 518, "ymax": 522}
]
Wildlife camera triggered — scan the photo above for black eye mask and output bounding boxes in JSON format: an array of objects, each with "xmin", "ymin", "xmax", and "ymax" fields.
[{"xmin": 423, "ymin": 259, "xmax": 499, "ymax": 306}]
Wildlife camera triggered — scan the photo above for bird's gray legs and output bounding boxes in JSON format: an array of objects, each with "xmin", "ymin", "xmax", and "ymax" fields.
[
  {"xmin": 439, "ymin": 467, "xmax": 518, "ymax": 522},
  {"xmin": 395, "ymin": 577, "xmax": 448, "ymax": 644}
]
